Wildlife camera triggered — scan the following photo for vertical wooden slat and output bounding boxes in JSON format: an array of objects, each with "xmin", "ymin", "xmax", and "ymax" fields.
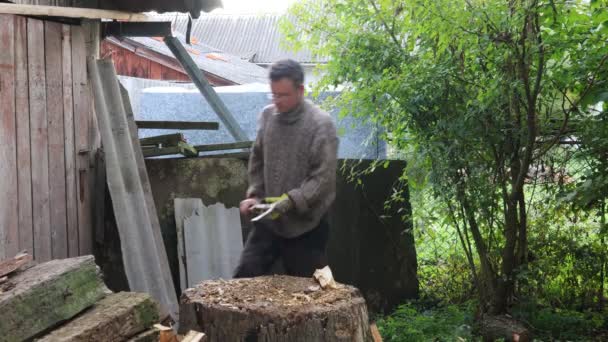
[
  {"xmin": 0, "ymin": 15, "xmax": 19, "ymax": 259},
  {"xmin": 63, "ymin": 24, "xmax": 78, "ymax": 257},
  {"xmin": 28, "ymin": 18, "xmax": 52, "ymax": 262},
  {"xmin": 150, "ymin": 62, "xmax": 162, "ymax": 80},
  {"xmin": 71, "ymin": 25, "xmax": 92, "ymax": 256},
  {"xmin": 45, "ymin": 21, "xmax": 68, "ymax": 259},
  {"xmin": 125, "ymin": 50, "xmax": 149, "ymax": 78},
  {"xmin": 15, "ymin": 15, "xmax": 33, "ymax": 255}
]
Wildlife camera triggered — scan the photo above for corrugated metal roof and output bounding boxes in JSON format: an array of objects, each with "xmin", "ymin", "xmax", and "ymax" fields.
[
  {"xmin": 110, "ymin": 33, "xmax": 269, "ymax": 85},
  {"xmin": 153, "ymin": 13, "xmax": 328, "ymax": 64}
]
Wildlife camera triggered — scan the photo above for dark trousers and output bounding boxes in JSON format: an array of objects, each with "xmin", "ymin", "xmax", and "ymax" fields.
[{"xmin": 233, "ymin": 218, "xmax": 329, "ymax": 278}]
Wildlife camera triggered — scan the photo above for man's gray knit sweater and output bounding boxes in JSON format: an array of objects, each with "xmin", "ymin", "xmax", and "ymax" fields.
[{"xmin": 246, "ymin": 99, "xmax": 338, "ymax": 238}]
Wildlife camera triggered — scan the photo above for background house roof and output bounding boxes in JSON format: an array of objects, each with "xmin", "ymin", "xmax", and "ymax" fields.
[
  {"xmin": 106, "ymin": 33, "xmax": 269, "ymax": 85},
  {"xmin": 153, "ymin": 13, "xmax": 329, "ymax": 64}
]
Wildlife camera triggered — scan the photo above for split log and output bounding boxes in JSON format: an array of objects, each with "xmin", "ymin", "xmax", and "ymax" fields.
[
  {"xmin": 0, "ymin": 251, "xmax": 33, "ymax": 278},
  {"xmin": 154, "ymin": 324, "xmax": 177, "ymax": 342},
  {"xmin": 179, "ymin": 275, "xmax": 373, "ymax": 341},
  {"xmin": 370, "ymin": 322, "xmax": 383, "ymax": 342},
  {"xmin": 0, "ymin": 255, "xmax": 107, "ymax": 342},
  {"xmin": 181, "ymin": 330, "xmax": 206, "ymax": 342},
  {"xmin": 38, "ymin": 292, "xmax": 160, "ymax": 342},
  {"xmin": 127, "ymin": 329, "xmax": 161, "ymax": 342}
]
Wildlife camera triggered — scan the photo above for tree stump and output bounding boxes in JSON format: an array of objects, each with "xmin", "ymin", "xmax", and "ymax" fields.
[{"xmin": 179, "ymin": 275, "xmax": 373, "ymax": 342}]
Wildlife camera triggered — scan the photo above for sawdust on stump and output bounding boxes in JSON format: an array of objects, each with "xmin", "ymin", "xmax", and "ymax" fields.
[{"xmin": 179, "ymin": 275, "xmax": 373, "ymax": 341}]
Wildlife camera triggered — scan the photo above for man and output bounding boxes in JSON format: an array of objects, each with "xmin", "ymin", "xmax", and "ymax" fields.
[{"xmin": 234, "ymin": 59, "xmax": 339, "ymax": 278}]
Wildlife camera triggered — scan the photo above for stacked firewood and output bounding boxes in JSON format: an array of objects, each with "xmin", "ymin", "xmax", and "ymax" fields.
[{"xmin": 0, "ymin": 253, "xmax": 204, "ymax": 342}]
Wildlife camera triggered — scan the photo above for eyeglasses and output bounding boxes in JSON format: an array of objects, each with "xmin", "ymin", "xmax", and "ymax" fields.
[{"xmin": 271, "ymin": 92, "xmax": 296, "ymax": 100}]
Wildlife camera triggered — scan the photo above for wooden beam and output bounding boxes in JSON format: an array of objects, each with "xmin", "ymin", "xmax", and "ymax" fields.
[
  {"xmin": 102, "ymin": 21, "xmax": 172, "ymax": 38},
  {"xmin": 194, "ymin": 141, "xmax": 253, "ymax": 152},
  {"xmin": 140, "ymin": 133, "xmax": 185, "ymax": 147},
  {"xmin": 199, "ymin": 151, "xmax": 250, "ymax": 159},
  {"xmin": 164, "ymin": 36, "xmax": 249, "ymax": 141},
  {"xmin": 0, "ymin": 3, "xmax": 149, "ymax": 21},
  {"xmin": 136, "ymin": 120, "xmax": 219, "ymax": 130},
  {"xmin": 142, "ymin": 142, "xmax": 198, "ymax": 158}
]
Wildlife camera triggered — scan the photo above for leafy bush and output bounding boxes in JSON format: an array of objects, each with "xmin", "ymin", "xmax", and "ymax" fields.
[
  {"xmin": 376, "ymin": 303, "xmax": 475, "ymax": 342},
  {"xmin": 512, "ymin": 301, "xmax": 606, "ymax": 341}
]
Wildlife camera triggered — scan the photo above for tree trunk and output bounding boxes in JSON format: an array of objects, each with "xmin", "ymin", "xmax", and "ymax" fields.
[{"xmin": 179, "ymin": 275, "xmax": 373, "ymax": 342}]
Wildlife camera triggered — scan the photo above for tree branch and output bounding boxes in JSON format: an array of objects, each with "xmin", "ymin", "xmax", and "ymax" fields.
[{"xmin": 367, "ymin": 0, "xmax": 406, "ymax": 55}]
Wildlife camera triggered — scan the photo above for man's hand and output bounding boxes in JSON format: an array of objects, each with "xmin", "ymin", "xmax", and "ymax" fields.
[{"xmin": 239, "ymin": 197, "xmax": 259, "ymax": 216}]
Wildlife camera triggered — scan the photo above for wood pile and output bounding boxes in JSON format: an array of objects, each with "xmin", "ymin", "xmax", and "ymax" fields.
[
  {"xmin": 0, "ymin": 253, "xmax": 204, "ymax": 342},
  {"xmin": 179, "ymin": 275, "xmax": 374, "ymax": 341}
]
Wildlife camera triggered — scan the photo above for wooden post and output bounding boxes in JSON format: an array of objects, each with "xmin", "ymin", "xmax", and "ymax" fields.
[{"xmin": 135, "ymin": 120, "xmax": 219, "ymax": 130}]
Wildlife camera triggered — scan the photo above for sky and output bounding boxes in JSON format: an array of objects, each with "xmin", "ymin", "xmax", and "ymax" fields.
[{"xmin": 211, "ymin": 0, "xmax": 299, "ymax": 14}]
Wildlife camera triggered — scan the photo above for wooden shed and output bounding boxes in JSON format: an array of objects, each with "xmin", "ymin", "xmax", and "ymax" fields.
[{"xmin": 0, "ymin": 0, "xmax": 221, "ymax": 263}]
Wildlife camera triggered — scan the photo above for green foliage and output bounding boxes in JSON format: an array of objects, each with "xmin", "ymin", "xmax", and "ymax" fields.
[
  {"xmin": 512, "ymin": 301, "xmax": 606, "ymax": 340},
  {"xmin": 286, "ymin": 0, "xmax": 608, "ymax": 313},
  {"xmin": 377, "ymin": 303, "xmax": 475, "ymax": 342}
]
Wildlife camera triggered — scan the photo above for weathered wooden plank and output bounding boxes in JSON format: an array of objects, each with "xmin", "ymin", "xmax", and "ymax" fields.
[
  {"xmin": 102, "ymin": 21, "xmax": 172, "ymax": 38},
  {"xmin": 28, "ymin": 18, "xmax": 52, "ymax": 262},
  {"xmin": 142, "ymin": 142, "xmax": 198, "ymax": 158},
  {"xmin": 0, "ymin": 255, "xmax": 108, "ymax": 342},
  {"xmin": 0, "ymin": 3, "xmax": 148, "ymax": 21},
  {"xmin": 45, "ymin": 21, "xmax": 68, "ymax": 259},
  {"xmin": 149, "ymin": 62, "xmax": 162, "ymax": 80},
  {"xmin": 0, "ymin": 15, "xmax": 19, "ymax": 260},
  {"xmin": 0, "ymin": 252, "xmax": 32, "ymax": 278},
  {"xmin": 14, "ymin": 15, "xmax": 33, "ymax": 255},
  {"xmin": 93, "ymin": 150, "xmax": 106, "ymax": 245},
  {"xmin": 194, "ymin": 141, "xmax": 253, "ymax": 152},
  {"xmin": 38, "ymin": 291, "xmax": 159, "ymax": 342},
  {"xmin": 135, "ymin": 120, "xmax": 219, "ymax": 130},
  {"xmin": 62, "ymin": 24, "xmax": 78, "ymax": 257},
  {"xmin": 71, "ymin": 25, "xmax": 92, "ymax": 256},
  {"xmin": 199, "ymin": 151, "xmax": 250, "ymax": 159},
  {"xmin": 139, "ymin": 133, "xmax": 185, "ymax": 146}
]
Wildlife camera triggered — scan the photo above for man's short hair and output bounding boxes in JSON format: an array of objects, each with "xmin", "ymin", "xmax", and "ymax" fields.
[{"xmin": 269, "ymin": 59, "xmax": 304, "ymax": 88}]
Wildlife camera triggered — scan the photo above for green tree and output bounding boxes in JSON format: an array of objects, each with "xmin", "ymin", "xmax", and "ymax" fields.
[{"xmin": 284, "ymin": 0, "xmax": 608, "ymax": 314}]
